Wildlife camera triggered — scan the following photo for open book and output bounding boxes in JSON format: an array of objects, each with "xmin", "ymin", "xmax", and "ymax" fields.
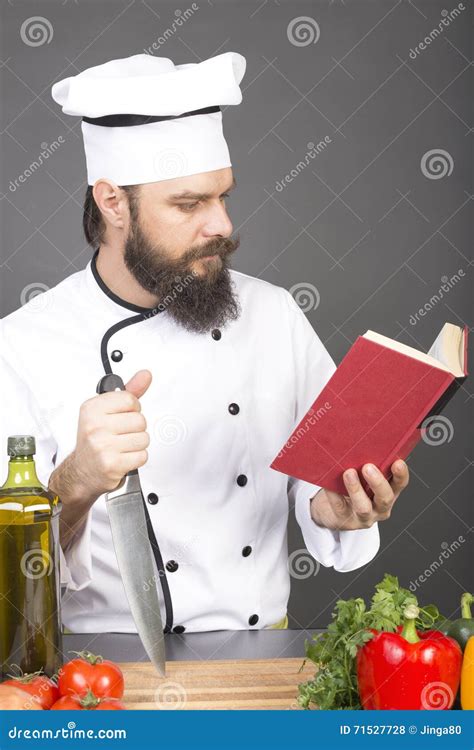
[{"xmin": 270, "ymin": 323, "xmax": 468, "ymax": 497}]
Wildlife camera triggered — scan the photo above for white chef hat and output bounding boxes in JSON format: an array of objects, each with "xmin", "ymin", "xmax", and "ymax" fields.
[{"xmin": 51, "ymin": 51, "xmax": 246, "ymax": 186}]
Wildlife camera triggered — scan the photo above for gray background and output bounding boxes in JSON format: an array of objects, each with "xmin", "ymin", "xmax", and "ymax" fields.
[{"xmin": 1, "ymin": 0, "xmax": 472, "ymax": 629}]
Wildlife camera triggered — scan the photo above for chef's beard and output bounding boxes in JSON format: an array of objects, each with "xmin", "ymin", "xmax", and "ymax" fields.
[{"xmin": 123, "ymin": 212, "xmax": 241, "ymax": 333}]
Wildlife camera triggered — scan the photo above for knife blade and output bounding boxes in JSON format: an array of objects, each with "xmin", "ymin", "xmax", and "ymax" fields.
[{"xmin": 96, "ymin": 373, "xmax": 166, "ymax": 676}]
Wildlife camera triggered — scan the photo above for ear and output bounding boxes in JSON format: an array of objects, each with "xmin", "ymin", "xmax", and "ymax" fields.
[{"xmin": 92, "ymin": 179, "xmax": 127, "ymax": 231}]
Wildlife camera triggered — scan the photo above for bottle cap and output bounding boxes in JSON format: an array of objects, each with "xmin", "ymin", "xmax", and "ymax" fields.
[{"xmin": 7, "ymin": 435, "xmax": 36, "ymax": 457}]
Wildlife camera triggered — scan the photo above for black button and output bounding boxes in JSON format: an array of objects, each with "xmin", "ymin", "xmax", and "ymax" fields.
[
  {"xmin": 237, "ymin": 474, "xmax": 247, "ymax": 487},
  {"xmin": 173, "ymin": 625, "xmax": 186, "ymax": 634},
  {"xmin": 242, "ymin": 546, "xmax": 252, "ymax": 557},
  {"xmin": 166, "ymin": 560, "xmax": 179, "ymax": 573},
  {"xmin": 111, "ymin": 350, "xmax": 123, "ymax": 362},
  {"xmin": 249, "ymin": 614, "xmax": 259, "ymax": 626},
  {"xmin": 228, "ymin": 403, "xmax": 240, "ymax": 415},
  {"xmin": 211, "ymin": 329, "xmax": 221, "ymax": 340},
  {"xmin": 147, "ymin": 493, "xmax": 159, "ymax": 505}
]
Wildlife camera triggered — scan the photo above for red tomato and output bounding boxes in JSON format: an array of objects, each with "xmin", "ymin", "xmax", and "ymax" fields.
[
  {"xmin": 2, "ymin": 675, "xmax": 59, "ymax": 710},
  {"xmin": 94, "ymin": 700, "xmax": 126, "ymax": 710},
  {"xmin": 51, "ymin": 694, "xmax": 126, "ymax": 710},
  {"xmin": 0, "ymin": 684, "xmax": 43, "ymax": 710},
  {"xmin": 58, "ymin": 651, "xmax": 124, "ymax": 700}
]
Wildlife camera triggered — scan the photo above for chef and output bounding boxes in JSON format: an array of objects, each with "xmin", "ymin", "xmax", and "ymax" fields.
[{"xmin": 0, "ymin": 51, "xmax": 409, "ymax": 635}]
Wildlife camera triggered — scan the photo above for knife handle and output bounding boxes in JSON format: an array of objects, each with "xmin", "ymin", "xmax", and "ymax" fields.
[
  {"xmin": 96, "ymin": 373, "xmax": 138, "ymax": 479},
  {"xmin": 96, "ymin": 373, "xmax": 125, "ymax": 394}
]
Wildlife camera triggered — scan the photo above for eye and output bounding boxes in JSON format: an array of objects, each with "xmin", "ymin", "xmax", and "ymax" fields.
[
  {"xmin": 178, "ymin": 202, "xmax": 198, "ymax": 212},
  {"xmin": 220, "ymin": 193, "xmax": 230, "ymax": 201}
]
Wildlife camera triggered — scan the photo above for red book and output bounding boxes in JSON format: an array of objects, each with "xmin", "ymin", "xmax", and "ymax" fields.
[{"xmin": 271, "ymin": 323, "xmax": 468, "ymax": 497}]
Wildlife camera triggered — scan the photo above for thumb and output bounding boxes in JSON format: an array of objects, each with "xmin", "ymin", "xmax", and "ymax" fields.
[{"xmin": 124, "ymin": 369, "xmax": 153, "ymax": 399}]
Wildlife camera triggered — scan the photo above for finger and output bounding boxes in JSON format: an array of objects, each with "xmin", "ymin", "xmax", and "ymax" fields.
[
  {"xmin": 114, "ymin": 431, "xmax": 150, "ymax": 453},
  {"xmin": 98, "ymin": 390, "xmax": 142, "ymax": 414},
  {"xmin": 125, "ymin": 369, "xmax": 153, "ymax": 399},
  {"xmin": 389, "ymin": 459, "xmax": 410, "ymax": 496},
  {"xmin": 106, "ymin": 411, "xmax": 147, "ymax": 435},
  {"xmin": 114, "ymin": 449, "xmax": 149, "ymax": 476},
  {"xmin": 343, "ymin": 469, "xmax": 375, "ymax": 526},
  {"xmin": 361, "ymin": 463, "xmax": 394, "ymax": 516}
]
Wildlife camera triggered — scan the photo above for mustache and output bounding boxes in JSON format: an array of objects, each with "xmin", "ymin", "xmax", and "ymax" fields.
[{"xmin": 186, "ymin": 234, "xmax": 240, "ymax": 262}]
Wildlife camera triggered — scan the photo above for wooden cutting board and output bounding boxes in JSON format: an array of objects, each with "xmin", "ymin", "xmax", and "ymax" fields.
[{"xmin": 120, "ymin": 657, "xmax": 316, "ymax": 710}]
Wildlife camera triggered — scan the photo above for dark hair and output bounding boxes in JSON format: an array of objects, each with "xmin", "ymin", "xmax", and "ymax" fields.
[{"xmin": 82, "ymin": 184, "xmax": 139, "ymax": 248}]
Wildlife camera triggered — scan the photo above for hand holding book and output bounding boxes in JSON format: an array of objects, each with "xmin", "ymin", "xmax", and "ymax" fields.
[{"xmin": 310, "ymin": 459, "xmax": 409, "ymax": 530}]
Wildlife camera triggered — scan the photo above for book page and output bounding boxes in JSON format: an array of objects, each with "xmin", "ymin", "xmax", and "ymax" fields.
[
  {"xmin": 363, "ymin": 325, "xmax": 464, "ymax": 377},
  {"xmin": 427, "ymin": 323, "xmax": 465, "ymax": 375}
]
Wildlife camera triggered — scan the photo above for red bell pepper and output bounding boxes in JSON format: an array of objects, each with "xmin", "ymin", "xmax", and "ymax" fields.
[{"xmin": 357, "ymin": 604, "xmax": 462, "ymax": 710}]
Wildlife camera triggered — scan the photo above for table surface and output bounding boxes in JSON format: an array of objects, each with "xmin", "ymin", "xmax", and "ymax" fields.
[{"xmin": 63, "ymin": 629, "xmax": 321, "ymax": 663}]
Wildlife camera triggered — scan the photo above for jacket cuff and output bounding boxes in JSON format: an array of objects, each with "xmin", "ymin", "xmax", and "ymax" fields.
[
  {"xmin": 59, "ymin": 509, "xmax": 93, "ymax": 591},
  {"xmin": 293, "ymin": 479, "xmax": 380, "ymax": 572}
]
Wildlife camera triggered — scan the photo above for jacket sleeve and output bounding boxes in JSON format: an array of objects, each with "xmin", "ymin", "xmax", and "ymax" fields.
[
  {"xmin": 57, "ymin": 512, "xmax": 93, "ymax": 592},
  {"xmin": 283, "ymin": 290, "xmax": 380, "ymax": 572},
  {"xmin": 0, "ymin": 345, "xmax": 92, "ymax": 592}
]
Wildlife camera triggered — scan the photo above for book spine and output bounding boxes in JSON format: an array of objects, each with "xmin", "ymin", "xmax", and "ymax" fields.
[{"xmin": 416, "ymin": 375, "xmax": 465, "ymax": 427}]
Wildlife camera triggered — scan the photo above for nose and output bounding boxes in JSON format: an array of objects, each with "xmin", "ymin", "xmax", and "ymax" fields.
[{"xmin": 201, "ymin": 201, "xmax": 233, "ymax": 239}]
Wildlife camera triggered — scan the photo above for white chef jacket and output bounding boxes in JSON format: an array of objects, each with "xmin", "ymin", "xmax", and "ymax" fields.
[{"xmin": 0, "ymin": 251, "xmax": 379, "ymax": 633}]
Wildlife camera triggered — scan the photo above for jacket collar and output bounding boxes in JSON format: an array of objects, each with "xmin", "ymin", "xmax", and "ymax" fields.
[{"xmin": 89, "ymin": 248, "xmax": 158, "ymax": 316}]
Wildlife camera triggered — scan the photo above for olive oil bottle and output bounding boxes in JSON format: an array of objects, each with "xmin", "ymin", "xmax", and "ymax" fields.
[{"xmin": 0, "ymin": 435, "xmax": 63, "ymax": 679}]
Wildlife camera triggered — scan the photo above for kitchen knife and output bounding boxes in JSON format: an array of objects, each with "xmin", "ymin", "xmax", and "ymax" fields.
[{"xmin": 96, "ymin": 373, "xmax": 166, "ymax": 676}]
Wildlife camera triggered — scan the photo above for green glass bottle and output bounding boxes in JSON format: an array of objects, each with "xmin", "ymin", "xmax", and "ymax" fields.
[{"xmin": 0, "ymin": 435, "xmax": 63, "ymax": 679}]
